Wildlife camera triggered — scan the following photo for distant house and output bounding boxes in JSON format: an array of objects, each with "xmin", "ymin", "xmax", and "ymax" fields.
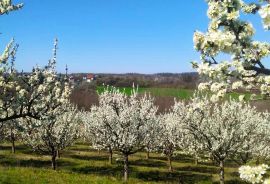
[{"xmin": 86, "ymin": 74, "xmax": 95, "ymax": 83}]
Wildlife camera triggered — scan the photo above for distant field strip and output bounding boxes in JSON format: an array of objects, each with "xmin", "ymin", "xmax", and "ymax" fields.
[{"xmin": 96, "ymin": 86, "xmax": 255, "ymax": 100}]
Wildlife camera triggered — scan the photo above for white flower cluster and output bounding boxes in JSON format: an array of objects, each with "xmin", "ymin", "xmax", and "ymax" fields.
[
  {"xmin": 23, "ymin": 104, "xmax": 80, "ymax": 169},
  {"xmin": 193, "ymin": 0, "xmax": 270, "ymax": 99},
  {"xmin": 82, "ymin": 86, "xmax": 158, "ymax": 152},
  {"xmin": 0, "ymin": 0, "xmax": 23, "ymax": 15},
  {"xmin": 259, "ymin": 4, "xmax": 270, "ymax": 29},
  {"xmin": 239, "ymin": 164, "xmax": 269, "ymax": 184},
  {"xmin": 0, "ymin": 3, "xmax": 72, "ymax": 125},
  {"xmin": 0, "ymin": 39, "xmax": 71, "ymax": 124}
]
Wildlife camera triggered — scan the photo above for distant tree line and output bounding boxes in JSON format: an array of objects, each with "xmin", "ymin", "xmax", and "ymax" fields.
[{"xmin": 70, "ymin": 72, "xmax": 199, "ymax": 89}]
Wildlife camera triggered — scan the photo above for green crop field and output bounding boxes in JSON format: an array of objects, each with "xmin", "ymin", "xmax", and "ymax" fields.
[
  {"xmin": 0, "ymin": 142, "xmax": 247, "ymax": 184},
  {"xmin": 96, "ymin": 86, "xmax": 194, "ymax": 99},
  {"xmin": 96, "ymin": 86, "xmax": 257, "ymax": 101}
]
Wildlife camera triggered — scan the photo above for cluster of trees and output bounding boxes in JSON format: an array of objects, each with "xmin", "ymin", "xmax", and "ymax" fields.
[
  {"xmin": 0, "ymin": 0, "xmax": 80, "ymax": 171},
  {"xmin": 2, "ymin": 1, "xmax": 270, "ymax": 184},
  {"xmin": 193, "ymin": 0, "xmax": 270, "ymax": 183},
  {"xmin": 93, "ymin": 73, "xmax": 198, "ymax": 89},
  {"xmin": 81, "ymin": 86, "xmax": 270, "ymax": 184}
]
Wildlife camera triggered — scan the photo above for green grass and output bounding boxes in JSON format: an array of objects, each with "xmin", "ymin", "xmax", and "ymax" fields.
[
  {"xmin": 96, "ymin": 86, "xmax": 257, "ymax": 101},
  {"xmin": 0, "ymin": 142, "xmax": 247, "ymax": 184},
  {"xmin": 96, "ymin": 86, "xmax": 194, "ymax": 99}
]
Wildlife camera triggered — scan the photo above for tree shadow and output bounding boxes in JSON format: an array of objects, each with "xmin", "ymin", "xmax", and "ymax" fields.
[
  {"xmin": 212, "ymin": 180, "xmax": 248, "ymax": 184},
  {"xmin": 175, "ymin": 165, "xmax": 218, "ymax": 174},
  {"xmin": 174, "ymin": 154, "xmax": 195, "ymax": 163},
  {"xmin": 69, "ymin": 154, "xmax": 108, "ymax": 162},
  {"xmin": 148, "ymin": 156, "xmax": 167, "ymax": 161},
  {"xmin": 129, "ymin": 159, "xmax": 167, "ymax": 168},
  {"xmin": 134, "ymin": 170, "xmax": 212, "ymax": 184},
  {"xmin": 0, "ymin": 144, "xmax": 41, "ymax": 156},
  {"xmin": 0, "ymin": 145, "xmax": 29, "ymax": 152},
  {"xmin": 72, "ymin": 165, "xmax": 124, "ymax": 177},
  {"xmin": 67, "ymin": 144, "xmax": 95, "ymax": 152},
  {"xmin": 147, "ymin": 154, "xmax": 194, "ymax": 164},
  {"xmin": 67, "ymin": 147, "xmax": 94, "ymax": 152},
  {"xmin": 0, "ymin": 155, "xmax": 77, "ymax": 169}
]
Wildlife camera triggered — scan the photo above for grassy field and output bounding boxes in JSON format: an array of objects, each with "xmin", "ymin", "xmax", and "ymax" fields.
[
  {"xmin": 96, "ymin": 86, "xmax": 256, "ymax": 100},
  {"xmin": 97, "ymin": 86, "xmax": 195, "ymax": 99},
  {"xmin": 0, "ymin": 142, "xmax": 248, "ymax": 184}
]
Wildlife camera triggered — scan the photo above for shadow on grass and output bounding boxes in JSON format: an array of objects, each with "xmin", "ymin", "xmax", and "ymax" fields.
[
  {"xmin": 129, "ymin": 159, "xmax": 167, "ymax": 168},
  {"xmin": 0, "ymin": 145, "xmax": 40, "ymax": 156},
  {"xmin": 67, "ymin": 146, "xmax": 95, "ymax": 152},
  {"xmin": 69, "ymin": 154, "xmax": 108, "ymax": 162},
  {"xmin": 134, "ymin": 170, "xmax": 213, "ymax": 184},
  {"xmin": 175, "ymin": 165, "xmax": 218, "ymax": 174},
  {"xmin": 212, "ymin": 180, "xmax": 248, "ymax": 184},
  {"xmin": 174, "ymin": 154, "xmax": 195, "ymax": 163},
  {"xmin": 148, "ymin": 154, "xmax": 194, "ymax": 164},
  {"xmin": 72, "ymin": 164, "xmax": 214, "ymax": 184},
  {"xmin": 72, "ymin": 165, "xmax": 124, "ymax": 177},
  {"xmin": 0, "ymin": 156, "xmax": 77, "ymax": 169},
  {"xmin": 0, "ymin": 145, "xmax": 30, "ymax": 152}
]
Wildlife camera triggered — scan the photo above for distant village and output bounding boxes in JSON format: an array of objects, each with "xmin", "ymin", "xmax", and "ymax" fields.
[
  {"xmin": 67, "ymin": 72, "xmax": 198, "ymax": 89},
  {"xmin": 69, "ymin": 74, "xmax": 96, "ymax": 85}
]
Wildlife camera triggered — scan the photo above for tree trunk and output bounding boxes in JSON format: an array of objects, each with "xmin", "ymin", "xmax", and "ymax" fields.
[
  {"xmin": 51, "ymin": 150, "xmax": 57, "ymax": 170},
  {"xmin": 146, "ymin": 150, "xmax": 150, "ymax": 160},
  {"xmin": 57, "ymin": 150, "xmax": 60, "ymax": 159},
  {"xmin": 124, "ymin": 154, "xmax": 129, "ymax": 182},
  {"xmin": 109, "ymin": 147, "xmax": 113, "ymax": 164},
  {"xmin": 256, "ymin": 157, "xmax": 260, "ymax": 165},
  {"xmin": 11, "ymin": 129, "xmax": 15, "ymax": 154},
  {"xmin": 168, "ymin": 155, "xmax": 173, "ymax": 172},
  {"xmin": 194, "ymin": 157, "xmax": 198, "ymax": 165},
  {"xmin": 219, "ymin": 160, "xmax": 225, "ymax": 184}
]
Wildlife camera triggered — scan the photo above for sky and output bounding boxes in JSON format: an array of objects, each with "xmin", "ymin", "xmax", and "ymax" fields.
[{"xmin": 0, "ymin": 0, "xmax": 269, "ymax": 74}]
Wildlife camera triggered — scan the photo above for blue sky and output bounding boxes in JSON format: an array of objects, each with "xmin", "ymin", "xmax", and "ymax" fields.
[{"xmin": 0, "ymin": 0, "xmax": 269, "ymax": 73}]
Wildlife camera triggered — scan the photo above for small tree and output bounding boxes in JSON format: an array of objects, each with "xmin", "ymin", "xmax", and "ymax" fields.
[
  {"xmin": 158, "ymin": 101, "xmax": 189, "ymax": 172},
  {"xmin": 186, "ymin": 96, "xmax": 263, "ymax": 184},
  {"xmin": 23, "ymin": 105, "xmax": 79, "ymax": 170},
  {"xmin": 1, "ymin": 119, "xmax": 24, "ymax": 154},
  {"xmin": 83, "ymin": 87, "xmax": 158, "ymax": 181},
  {"xmin": 143, "ymin": 115, "xmax": 160, "ymax": 160},
  {"xmin": 249, "ymin": 112, "xmax": 270, "ymax": 163},
  {"xmin": 82, "ymin": 105, "xmax": 116, "ymax": 164}
]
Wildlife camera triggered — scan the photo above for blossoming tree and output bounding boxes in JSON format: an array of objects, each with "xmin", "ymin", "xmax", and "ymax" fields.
[
  {"xmin": 1, "ymin": 119, "xmax": 24, "ymax": 154},
  {"xmin": 143, "ymin": 114, "xmax": 160, "ymax": 160},
  {"xmin": 158, "ymin": 101, "xmax": 189, "ymax": 172},
  {"xmin": 82, "ymin": 105, "xmax": 117, "ymax": 165},
  {"xmin": 83, "ymin": 87, "xmax": 158, "ymax": 181},
  {"xmin": 187, "ymin": 96, "xmax": 263, "ymax": 184},
  {"xmin": 0, "ymin": 1, "xmax": 71, "ymax": 127},
  {"xmin": 23, "ymin": 105, "xmax": 79, "ymax": 170},
  {"xmin": 193, "ymin": 0, "xmax": 270, "ymax": 99}
]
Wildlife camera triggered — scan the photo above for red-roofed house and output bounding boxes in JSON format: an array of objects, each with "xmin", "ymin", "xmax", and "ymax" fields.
[{"xmin": 86, "ymin": 74, "xmax": 95, "ymax": 82}]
